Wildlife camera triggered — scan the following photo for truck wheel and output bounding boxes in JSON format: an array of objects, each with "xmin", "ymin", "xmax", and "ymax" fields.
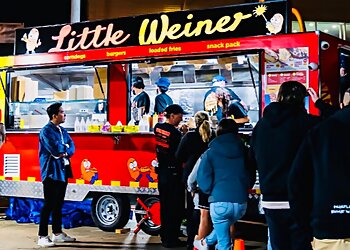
[
  {"xmin": 135, "ymin": 196, "xmax": 161, "ymax": 236},
  {"xmin": 91, "ymin": 193, "xmax": 130, "ymax": 232}
]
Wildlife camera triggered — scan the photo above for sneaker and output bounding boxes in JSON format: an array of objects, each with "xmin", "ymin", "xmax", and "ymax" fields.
[
  {"xmin": 52, "ymin": 232, "xmax": 76, "ymax": 243},
  {"xmin": 193, "ymin": 238, "xmax": 208, "ymax": 250},
  {"xmin": 38, "ymin": 236, "xmax": 55, "ymax": 247}
]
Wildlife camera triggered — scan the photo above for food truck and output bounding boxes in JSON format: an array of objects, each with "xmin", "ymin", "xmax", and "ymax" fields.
[{"xmin": 1, "ymin": 0, "xmax": 350, "ymax": 235}]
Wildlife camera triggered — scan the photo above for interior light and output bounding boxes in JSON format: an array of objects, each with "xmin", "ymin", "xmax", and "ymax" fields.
[
  {"xmin": 292, "ymin": 29, "xmax": 297, "ymax": 33},
  {"xmin": 332, "ymin": 25, "xmax": 338, "ymax": 29},
  {"xmin": 324, "ymin": 29, "xmax": 329, "ymax": 33},
  {"xmin": 308, "ymin": 23, "xmax": 315, "ymax": 27},
  {"xmin": 237, "ymin": 56, "xmax": 245, "ymax": 65}
]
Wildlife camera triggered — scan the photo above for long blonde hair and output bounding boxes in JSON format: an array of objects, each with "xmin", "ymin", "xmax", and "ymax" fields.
[{"xmin": 195, "ymin": 111, "xmax": 211, "ymax": 143}]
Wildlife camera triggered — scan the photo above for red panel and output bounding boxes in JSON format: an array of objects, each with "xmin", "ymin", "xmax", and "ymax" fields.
[
  {"xmin": 319, "ymin": 33, "xmax": 348, "ymax": 109},
  {"xmin": 109, "ymin": 64, "xmax": 128, "ymax": 125},
  {"xmin": 0, "ymin": 133, "xmax": 157, "ymax": 187}
]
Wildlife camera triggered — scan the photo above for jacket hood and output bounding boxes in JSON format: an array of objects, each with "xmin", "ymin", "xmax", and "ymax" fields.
[
  {"xmin": 209, "ymin": 133, "xmax": 242, "ymax": 158},
  {"xmin": 263, "ymin": 102, "xmax": 307, "ymax": 127}
]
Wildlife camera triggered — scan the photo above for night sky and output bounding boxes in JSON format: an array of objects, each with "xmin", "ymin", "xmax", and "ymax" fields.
[
  {"xmin": 0, "ymin": 0, "xmax": 73, "ymax": 27},
  {"xmin": 0, "ymin": 0, "xmax": 87, "ymax": 56}
]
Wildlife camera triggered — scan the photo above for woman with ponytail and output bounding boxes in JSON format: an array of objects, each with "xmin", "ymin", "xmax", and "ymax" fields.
[{"xmin": 176, "ymin": 111, "xmax": 214, "ymax": 250}]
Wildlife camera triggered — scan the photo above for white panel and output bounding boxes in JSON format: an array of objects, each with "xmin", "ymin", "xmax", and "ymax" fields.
[{"xmin": 4, "ymin": 154, "xmax": 20, "ymax": 177}]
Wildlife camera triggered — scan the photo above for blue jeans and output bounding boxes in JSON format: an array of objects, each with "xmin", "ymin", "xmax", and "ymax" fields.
[{"xmin": 205, "ymin": 202, "xmax": 247, "ymax": 250}]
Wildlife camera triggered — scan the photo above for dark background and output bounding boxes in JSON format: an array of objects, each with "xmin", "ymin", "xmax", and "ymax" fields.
[{"xmin": 0, "ymin": 0, "xmax": 88, "ymax": 56}]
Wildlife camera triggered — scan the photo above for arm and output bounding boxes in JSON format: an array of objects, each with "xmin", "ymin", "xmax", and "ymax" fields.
[
  {"xmin": 288, "ymin": 134, "xmax": 314, "ymax": 227},
  {"xmin": 40, "ymin": 128, "xmax": 66, "ymax": 157},
  {"xmin": 64, "ymin": 132, "xmax": 75, "ymax": 157},
  {"xmin": 154, "ymin": 95, "xmax": 160, "ymax": 113},
  {"xmin": 308, "ymin": 87, "xmax": 337, "ymax": 118},
  {"xmin": 314, "ymin": 99, "xmax": 337, "ymax": 119},
  {"xmin": 175, "ymin": 134, "xmax": 189, "ymax": 164},
  {"xmin": 196, "ymin": 151, "xmax": 213, "ymax": 194},
  {"xmin": 247, "ymin": 129, "xmax": 258, "ymax": 188},
  {"xmin": 187, "ymin": 156, "xmax": 201, "ymax": 192},
  {"xmin": 245, "ymin": 145, "xmax": 257, "ymax": 189}
]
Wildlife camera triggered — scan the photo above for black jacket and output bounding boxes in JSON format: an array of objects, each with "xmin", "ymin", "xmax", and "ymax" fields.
[
  {"xmin": 289, "ymin": 106, "xmax": 350, "ymax": 239},
  {"xmin": 250, "ymin": 102, "xmax": 320, "ymax": 201},
  {"xmin": 175, "ymin": 128, "xmax": 215, "ymax": 184}
]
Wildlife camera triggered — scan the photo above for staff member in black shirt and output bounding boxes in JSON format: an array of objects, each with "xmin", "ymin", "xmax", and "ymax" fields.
[
  {"xmin": 154, "ymin": 77, "xmax": 173, "ymax": 114},
  {"xmin": 154, "ymin": 104, "xmax": 187, "ymax": 248},
  {"xmin": 132, "ymin": 76, "xmax": 150, "ymax": 115}
]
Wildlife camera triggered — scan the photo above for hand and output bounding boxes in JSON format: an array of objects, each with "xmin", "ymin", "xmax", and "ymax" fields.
[
  {"xmin": 180, "ymin": 123, "xmax": 189, "ymax": 134},
  {"xmin": 307, "ymin": 88, "xmax": 319, "ymax": 103}
]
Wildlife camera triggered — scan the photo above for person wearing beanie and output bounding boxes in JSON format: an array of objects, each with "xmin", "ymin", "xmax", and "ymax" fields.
[{"xmin": 154, "ymin": 77, "xmax": 173, "ymax": 114}]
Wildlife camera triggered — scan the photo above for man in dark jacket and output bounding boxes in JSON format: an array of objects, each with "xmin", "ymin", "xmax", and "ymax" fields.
[
  {"xmin": 250, "ymin": 81, "xmax": 320, "ymax": 250},
  {"xmin": 289, "ymin": 105, "xmax": 350, "ymax": 249}
]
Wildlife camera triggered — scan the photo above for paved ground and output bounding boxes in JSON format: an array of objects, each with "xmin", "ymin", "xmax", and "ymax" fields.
[{"xmin": 0, "ymin": 197, "xmax": 267, "ymax": 250}]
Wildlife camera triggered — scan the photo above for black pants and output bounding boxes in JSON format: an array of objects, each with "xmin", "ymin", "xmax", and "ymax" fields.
[
  {"xmin": 158, "ymin": 172, "xmax": 185, "ymax": 244},
  {"xmin": 38, "ymin": 178, "xmax": 68, "ymax": 237},
  {"xmin": 187, "ymin": 207, "xmax": 200, "ymax": 250},
  {"xmin": 264, "ymin": 208, "xmax": 313, "ymax": 250}
]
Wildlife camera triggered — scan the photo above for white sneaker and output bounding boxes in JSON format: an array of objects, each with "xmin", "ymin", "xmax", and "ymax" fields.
[
  {"xmin": 38, "ymin": 236, "xmax": 55, "ymax": 247},
  {"xmin": 52, "ymin": 232, "xmax": 76, "ymax": 243},
  {"xmin": 193, "ymin": 237, "xmax": 208, "ymax": 250}
]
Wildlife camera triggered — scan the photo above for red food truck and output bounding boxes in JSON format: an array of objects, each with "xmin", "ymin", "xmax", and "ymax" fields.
[{"xmin": 1, "ymin": 0, "xmax": 350, "ymax": 235}]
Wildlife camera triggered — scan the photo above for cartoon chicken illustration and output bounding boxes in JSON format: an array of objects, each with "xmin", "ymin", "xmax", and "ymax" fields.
[
  {"xmin": 80, "ymin": 159, "xmax": 99, "ymax": 184},
  {"xmin": 127, "ymin": 158, "xmax": 158, "ymax": 182},
  {"xmin": 21, "ymin": 28, "xmax": 41, "ymax": 54}
]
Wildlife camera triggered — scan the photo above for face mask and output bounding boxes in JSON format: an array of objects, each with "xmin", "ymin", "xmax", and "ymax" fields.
[{"xmin": 132, "ymin": 90, "xmax": 136, "ymax": 95}]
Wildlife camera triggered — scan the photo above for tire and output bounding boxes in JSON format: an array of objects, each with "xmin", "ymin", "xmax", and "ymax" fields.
[
  {"xmin": 135, "ymin": 196, "xmax": 161, "ymax": 236},
  {"xmin": 91, "ymin": 193, "xmax": 130, "ymax": 232}
]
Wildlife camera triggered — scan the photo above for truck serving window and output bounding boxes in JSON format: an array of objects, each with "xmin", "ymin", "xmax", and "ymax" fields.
[
  {"xmin": 7, "ymin": 65, "xmax": 108, "ymax": 130},
  {"xmin": 131, "ymin": 53, "xmax": 261, "ymax": 130}
]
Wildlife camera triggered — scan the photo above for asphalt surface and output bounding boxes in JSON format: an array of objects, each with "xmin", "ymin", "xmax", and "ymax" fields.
[{"xmin": 0, "ymin": 197, "xmax": 267, "ymax": 250}]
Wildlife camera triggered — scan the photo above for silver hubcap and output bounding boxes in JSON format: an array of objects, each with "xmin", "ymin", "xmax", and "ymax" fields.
[{"xmin": 96, "ymin": 195, "xmax": 119, "ymax": 225}]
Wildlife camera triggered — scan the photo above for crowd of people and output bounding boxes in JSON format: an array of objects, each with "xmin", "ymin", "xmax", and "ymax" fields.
[
  {"xmin": 153, "ymin": 79, "xmax": 350, "ymax": 250},
  {"xmin": 37, "ymin": 76, "xmax": 350, "ymax": 250}
]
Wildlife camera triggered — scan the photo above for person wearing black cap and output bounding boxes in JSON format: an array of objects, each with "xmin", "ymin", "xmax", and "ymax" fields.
[
  {"xmin": 131, "ymin": 76, "xmax": 150, "ymax": 117},
  {"xmin": 227, "ymin": 101, "xmax": 250, "ymax": 126},
  {"xmin": 154, "ymin": 77, "xmax": 173, "ymax": 114},
  {"xmin": 154, "ymin": 104, "xmax": 187, "ymax": 248}
]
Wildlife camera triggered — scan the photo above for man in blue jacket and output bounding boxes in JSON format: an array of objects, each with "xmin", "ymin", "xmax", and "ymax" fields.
[{"xmin": 37, "ymin": 102, "xmax": 76, "ymax": 247}]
